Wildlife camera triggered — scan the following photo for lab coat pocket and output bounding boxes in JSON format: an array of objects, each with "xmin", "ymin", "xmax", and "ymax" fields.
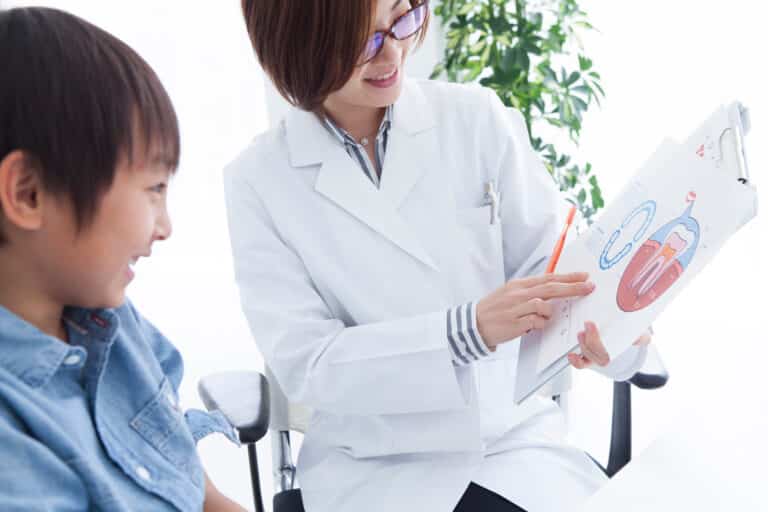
[
  {"xmin": 130, "ymin": 377, "xmax": 200, "ymax": 476},
  {"xmin": 456, "ymin": 205, "xmax": 505, "ymax": 293}
]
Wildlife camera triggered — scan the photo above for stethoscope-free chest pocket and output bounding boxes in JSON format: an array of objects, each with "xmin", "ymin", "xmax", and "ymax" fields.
[
  {"xmin": 456, "ymin": 204, "xmax": 505, "ymax": 291},
  {"xmin": 130, "ymin": 377, "xmax": 199, "ymax": 475}
]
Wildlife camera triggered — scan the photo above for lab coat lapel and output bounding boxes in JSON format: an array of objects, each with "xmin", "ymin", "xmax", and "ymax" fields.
[
  {"xmin": 379, "ymin": 80, "xmax": 436, "ymax": 210},
  {"xmin": 285, "ymin": 83, "xmax": 439, "ymax": 272},
  {"xmin": 315, "ymin": 148, "xmax": 438, "ymax": 271}
]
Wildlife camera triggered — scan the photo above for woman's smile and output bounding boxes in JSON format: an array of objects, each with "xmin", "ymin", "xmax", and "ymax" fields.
[{"xmin": 364, "ymin": 67, "xmax": 399, "ymax": 88}]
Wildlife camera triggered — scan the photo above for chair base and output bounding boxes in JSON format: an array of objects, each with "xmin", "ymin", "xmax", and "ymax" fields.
[{"xmin": 274, "ymin": 489, "xmax": 305, "ymax": 512}]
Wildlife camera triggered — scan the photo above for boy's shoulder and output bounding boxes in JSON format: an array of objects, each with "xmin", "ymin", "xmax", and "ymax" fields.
[
  {"xmin": 112, "ymin": 300, "xmax": 184, "ymax": 386},
  {"xmin": 0, "ymin": 300, "xmax": 177, "ymax": 391}
]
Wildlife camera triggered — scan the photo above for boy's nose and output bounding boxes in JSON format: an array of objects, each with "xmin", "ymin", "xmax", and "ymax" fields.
[{"xmin": 154, "ymin": 208, "xmax": 173, "ymax": 241}]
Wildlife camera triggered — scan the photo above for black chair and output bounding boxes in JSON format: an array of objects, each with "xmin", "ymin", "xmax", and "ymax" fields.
[{"xmin": 198, "ymin": 348, "xmax": 668, "ymax": 512}]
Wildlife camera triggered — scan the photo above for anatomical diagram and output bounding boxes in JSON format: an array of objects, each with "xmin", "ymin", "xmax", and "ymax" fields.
[{"xmin": 616, "ymin": 194, "xmax": 700, "ymax": 312}]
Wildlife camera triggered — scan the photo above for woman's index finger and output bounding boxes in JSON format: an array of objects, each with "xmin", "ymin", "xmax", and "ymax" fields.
[{"xmin": 513, "ymin": 272, "xmax": 589, "ymax": 289}]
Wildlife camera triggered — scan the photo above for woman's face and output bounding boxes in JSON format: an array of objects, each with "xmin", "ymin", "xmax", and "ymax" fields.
[{"xmin": 325, "ymin": 0, "xmax": 420, "ymax": 113}]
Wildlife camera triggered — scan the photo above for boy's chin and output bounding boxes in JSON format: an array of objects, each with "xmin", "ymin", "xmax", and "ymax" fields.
[
  {"xmin": 78, "ymin": 290, "xmax": 127, "ymax": 311},
  {"xmin": 102, "ymin": 291, "xmax": 127, "ymax": 309}
]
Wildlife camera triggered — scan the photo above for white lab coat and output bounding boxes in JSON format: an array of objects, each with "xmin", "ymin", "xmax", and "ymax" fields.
[{"xmin": 224, "ymin": 79, "xmax": 646, "ymax": 512}]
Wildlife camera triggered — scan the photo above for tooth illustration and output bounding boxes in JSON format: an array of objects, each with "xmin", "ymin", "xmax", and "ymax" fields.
[
  {"xmin": 630, "ymin": 228, "xmax": 693, "ymax": 296},
  {"xmin": 616, "ymin": 194, "xmax": 700, "ymax": 312}
]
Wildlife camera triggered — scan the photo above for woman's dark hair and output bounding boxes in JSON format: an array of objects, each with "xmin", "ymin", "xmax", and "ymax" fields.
[
  {"xmin": 241, "ymin": 0, "xmax": 430, "ymax": 111},
  {"xmin": 0, "ymin": 7, "xmax": 180, "ymax": 243}
]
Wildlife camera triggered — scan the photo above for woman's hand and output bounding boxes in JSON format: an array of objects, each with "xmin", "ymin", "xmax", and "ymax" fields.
[
  {"xmin": 476, "ymin": 272, "xmax": 595, "ymax": 351},
  {"xmin": 567, "ymin": 321, "xmax": 653, "ymax": 369}
]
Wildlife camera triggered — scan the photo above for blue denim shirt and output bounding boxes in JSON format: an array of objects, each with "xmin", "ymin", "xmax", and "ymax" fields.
[{"xmin": 0, "ymin": 301, "xmax": 237, "ymax": 511}]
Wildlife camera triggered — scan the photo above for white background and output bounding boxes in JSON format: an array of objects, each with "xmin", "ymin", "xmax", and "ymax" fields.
[{"xmin": 3, "ymin": 1, "xmax": 766, "ymax": 509}]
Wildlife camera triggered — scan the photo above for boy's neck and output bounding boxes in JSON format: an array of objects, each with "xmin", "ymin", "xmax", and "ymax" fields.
[{"xmin": 0, "ymin": 252, "xmax": 68, "ymax": 343}]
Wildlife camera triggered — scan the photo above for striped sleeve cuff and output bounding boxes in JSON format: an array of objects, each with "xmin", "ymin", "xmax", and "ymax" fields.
[{"xmin": 446, "ymin": 302, "xmax": 491, "ymax": 367}]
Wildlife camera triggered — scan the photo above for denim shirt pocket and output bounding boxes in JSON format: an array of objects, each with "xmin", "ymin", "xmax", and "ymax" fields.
[{"xmin": 129, "ymin": 377, "xmax": 199, "ymax": 476}]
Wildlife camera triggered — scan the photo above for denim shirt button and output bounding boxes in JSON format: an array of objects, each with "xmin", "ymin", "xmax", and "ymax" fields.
[
  {"xmin": 63, "ymin": 353, "xmax": 83, "ymax": 366},
  {"xmin": 135, "ymin": 465, "xmax": 152, "ymax": 482}
]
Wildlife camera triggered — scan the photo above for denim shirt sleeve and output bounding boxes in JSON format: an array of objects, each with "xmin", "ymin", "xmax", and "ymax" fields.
[
  {"xmin": 0, "ymin": 408, "xmax": 89, "ymax": 511},
  {"xmin": 185, "ymin": 409, "xmax": 239, "ymax": 445},
  {"xmin": 124, "ymin": 301, "xmax": 238, "ymax": 445}
]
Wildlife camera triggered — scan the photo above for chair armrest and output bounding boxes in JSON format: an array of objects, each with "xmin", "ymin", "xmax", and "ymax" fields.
[
  {"xmin": 628, "ymin": 345, "xmax": 669, "ymax": 390},
  {"xmin": 198, "ymin": 371, "xmax": 270, "ymax": 444}
]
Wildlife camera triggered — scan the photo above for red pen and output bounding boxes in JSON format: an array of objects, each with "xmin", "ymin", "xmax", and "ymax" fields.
[{"xmin": 545, "ymin": 205, "xmax": 577, "ymax": 274}]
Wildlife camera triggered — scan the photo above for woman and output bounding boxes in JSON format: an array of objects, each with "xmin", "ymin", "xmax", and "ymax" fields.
[{"xmin": 225, "ymin": 1, "xmax": 652, "ymax": 510}]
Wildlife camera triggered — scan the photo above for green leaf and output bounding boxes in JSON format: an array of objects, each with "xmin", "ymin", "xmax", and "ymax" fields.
[
  {"xmin": 572, "ymin": 96, "xmax": 588, "ymax": 112},
  {"xmin": 574, "ymin": 20, "xmax": 595, "ymax": 30},
  {"xmin": 591, "ymin": 80, "xmax": 606, "ymax": 97},
  {"xmin": 563, "ymin": 71, "xmax": 581, "ymax": 87},
  {"xmin": 430, "ymin": 62, "xmax": 445, "ymax": 79},
  {"xmin": 572, "ymin": 84, "xmax": 592, "ymax": 96},
  {"xmin": 578, "ymin": 55, "xmax": 592, "ymax": 71},
  {"xmin": 539, "ymin": 62, "xmax": 557, "ymax": 83},
  {"xmin": 458, "ymin": 3, "xmax": 475, "ymax": 16},
  {"xmin": 546, "ymin": 118, "xmax": 564, "ymax": 128},
  {"xmin": 470, "ymin": 39, "xmax": 487, "ymax": 53},
  {"xmin": 590, "ymin": 184, "xmax": 605, "ymax": 210}
]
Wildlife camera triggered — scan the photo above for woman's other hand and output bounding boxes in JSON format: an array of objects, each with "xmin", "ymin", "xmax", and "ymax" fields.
[{"xmin": 567, "ymin": 321, "xmax": 653, "ymax": 369}]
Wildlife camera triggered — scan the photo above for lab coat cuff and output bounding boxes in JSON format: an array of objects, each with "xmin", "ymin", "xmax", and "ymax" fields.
[
  {"xmin": 447, "ymin": 302, "xmax": 491, "ymax": 367},
  {"xmin": 593, "ymin": 343, "xmax": 650, "ymax": 382}
]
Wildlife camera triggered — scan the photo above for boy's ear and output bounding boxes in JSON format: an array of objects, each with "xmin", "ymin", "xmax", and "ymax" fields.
[{"xmin": 0, "ymin": 150, "xmax": 46, "ymax": 233}]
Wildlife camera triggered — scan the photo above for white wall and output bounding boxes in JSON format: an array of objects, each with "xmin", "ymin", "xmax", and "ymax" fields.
[
  {"xmin": 4, "ymin": 1, "xmax": 765, "ymax": 509},
  {"xmin": 570, "ymin": 0, "xmax": 767, "ymax": 485}
]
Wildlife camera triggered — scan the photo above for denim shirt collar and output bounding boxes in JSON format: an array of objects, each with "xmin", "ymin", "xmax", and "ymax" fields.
[{"xmin": 0, "ymin": 305, "xmax": 119, "ymax": 388}]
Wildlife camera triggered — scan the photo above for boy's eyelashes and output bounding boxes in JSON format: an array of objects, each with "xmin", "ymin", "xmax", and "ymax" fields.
[{"xmin": 148, "ymin": 183, "xmax": 167, "ymax": 194}]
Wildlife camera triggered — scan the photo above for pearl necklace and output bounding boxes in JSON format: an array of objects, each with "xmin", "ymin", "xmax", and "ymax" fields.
[{"xmin": 357, "ymin": 134, "xmax": 376, "ymax": 147}]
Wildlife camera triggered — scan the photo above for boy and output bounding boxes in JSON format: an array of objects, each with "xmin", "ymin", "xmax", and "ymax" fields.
[{"xmin": 0, "ymin": 7, "xmax": 245, "ymax": 511}]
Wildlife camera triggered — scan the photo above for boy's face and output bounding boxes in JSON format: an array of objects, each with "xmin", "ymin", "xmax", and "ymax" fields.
[{"xmin": 40, "ymin": 154, "xmax": 172, "ymax": 309}]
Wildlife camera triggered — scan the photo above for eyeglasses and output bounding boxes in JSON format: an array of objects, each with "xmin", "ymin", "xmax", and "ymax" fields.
[{"xmin": 358, "ymin": 1, "xmax": 429, "ymax": 65}]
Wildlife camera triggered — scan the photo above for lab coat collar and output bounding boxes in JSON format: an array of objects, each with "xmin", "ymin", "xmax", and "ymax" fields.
[
  {"xmin": 284, "ymin": 79, "xmax": 439, "ymax": 271},
  {"xmin": 285, "ymin": 78, "xmax": 435, "ymax": 167}
]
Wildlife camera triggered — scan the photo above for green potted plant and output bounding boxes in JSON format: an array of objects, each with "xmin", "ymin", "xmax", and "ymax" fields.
[{"xmin": 432, "ymin": 0, "xmax": 606, "ymax": 220}]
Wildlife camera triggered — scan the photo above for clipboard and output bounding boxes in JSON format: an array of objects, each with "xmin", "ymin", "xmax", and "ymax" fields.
[{"xmin": 514, "ymin": 102, "xmax": 756, "ymax": 405}]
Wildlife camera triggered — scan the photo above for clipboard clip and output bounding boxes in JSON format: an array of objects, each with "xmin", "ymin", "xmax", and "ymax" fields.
[{"xmin": 719, "ymin": 102, "xmax": 751, "ymax": 184}]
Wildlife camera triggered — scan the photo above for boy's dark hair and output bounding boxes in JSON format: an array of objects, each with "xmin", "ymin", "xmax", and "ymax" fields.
[{"xmin": 0, "ymin": 7, "xmax": 180, "ymax": 244}]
